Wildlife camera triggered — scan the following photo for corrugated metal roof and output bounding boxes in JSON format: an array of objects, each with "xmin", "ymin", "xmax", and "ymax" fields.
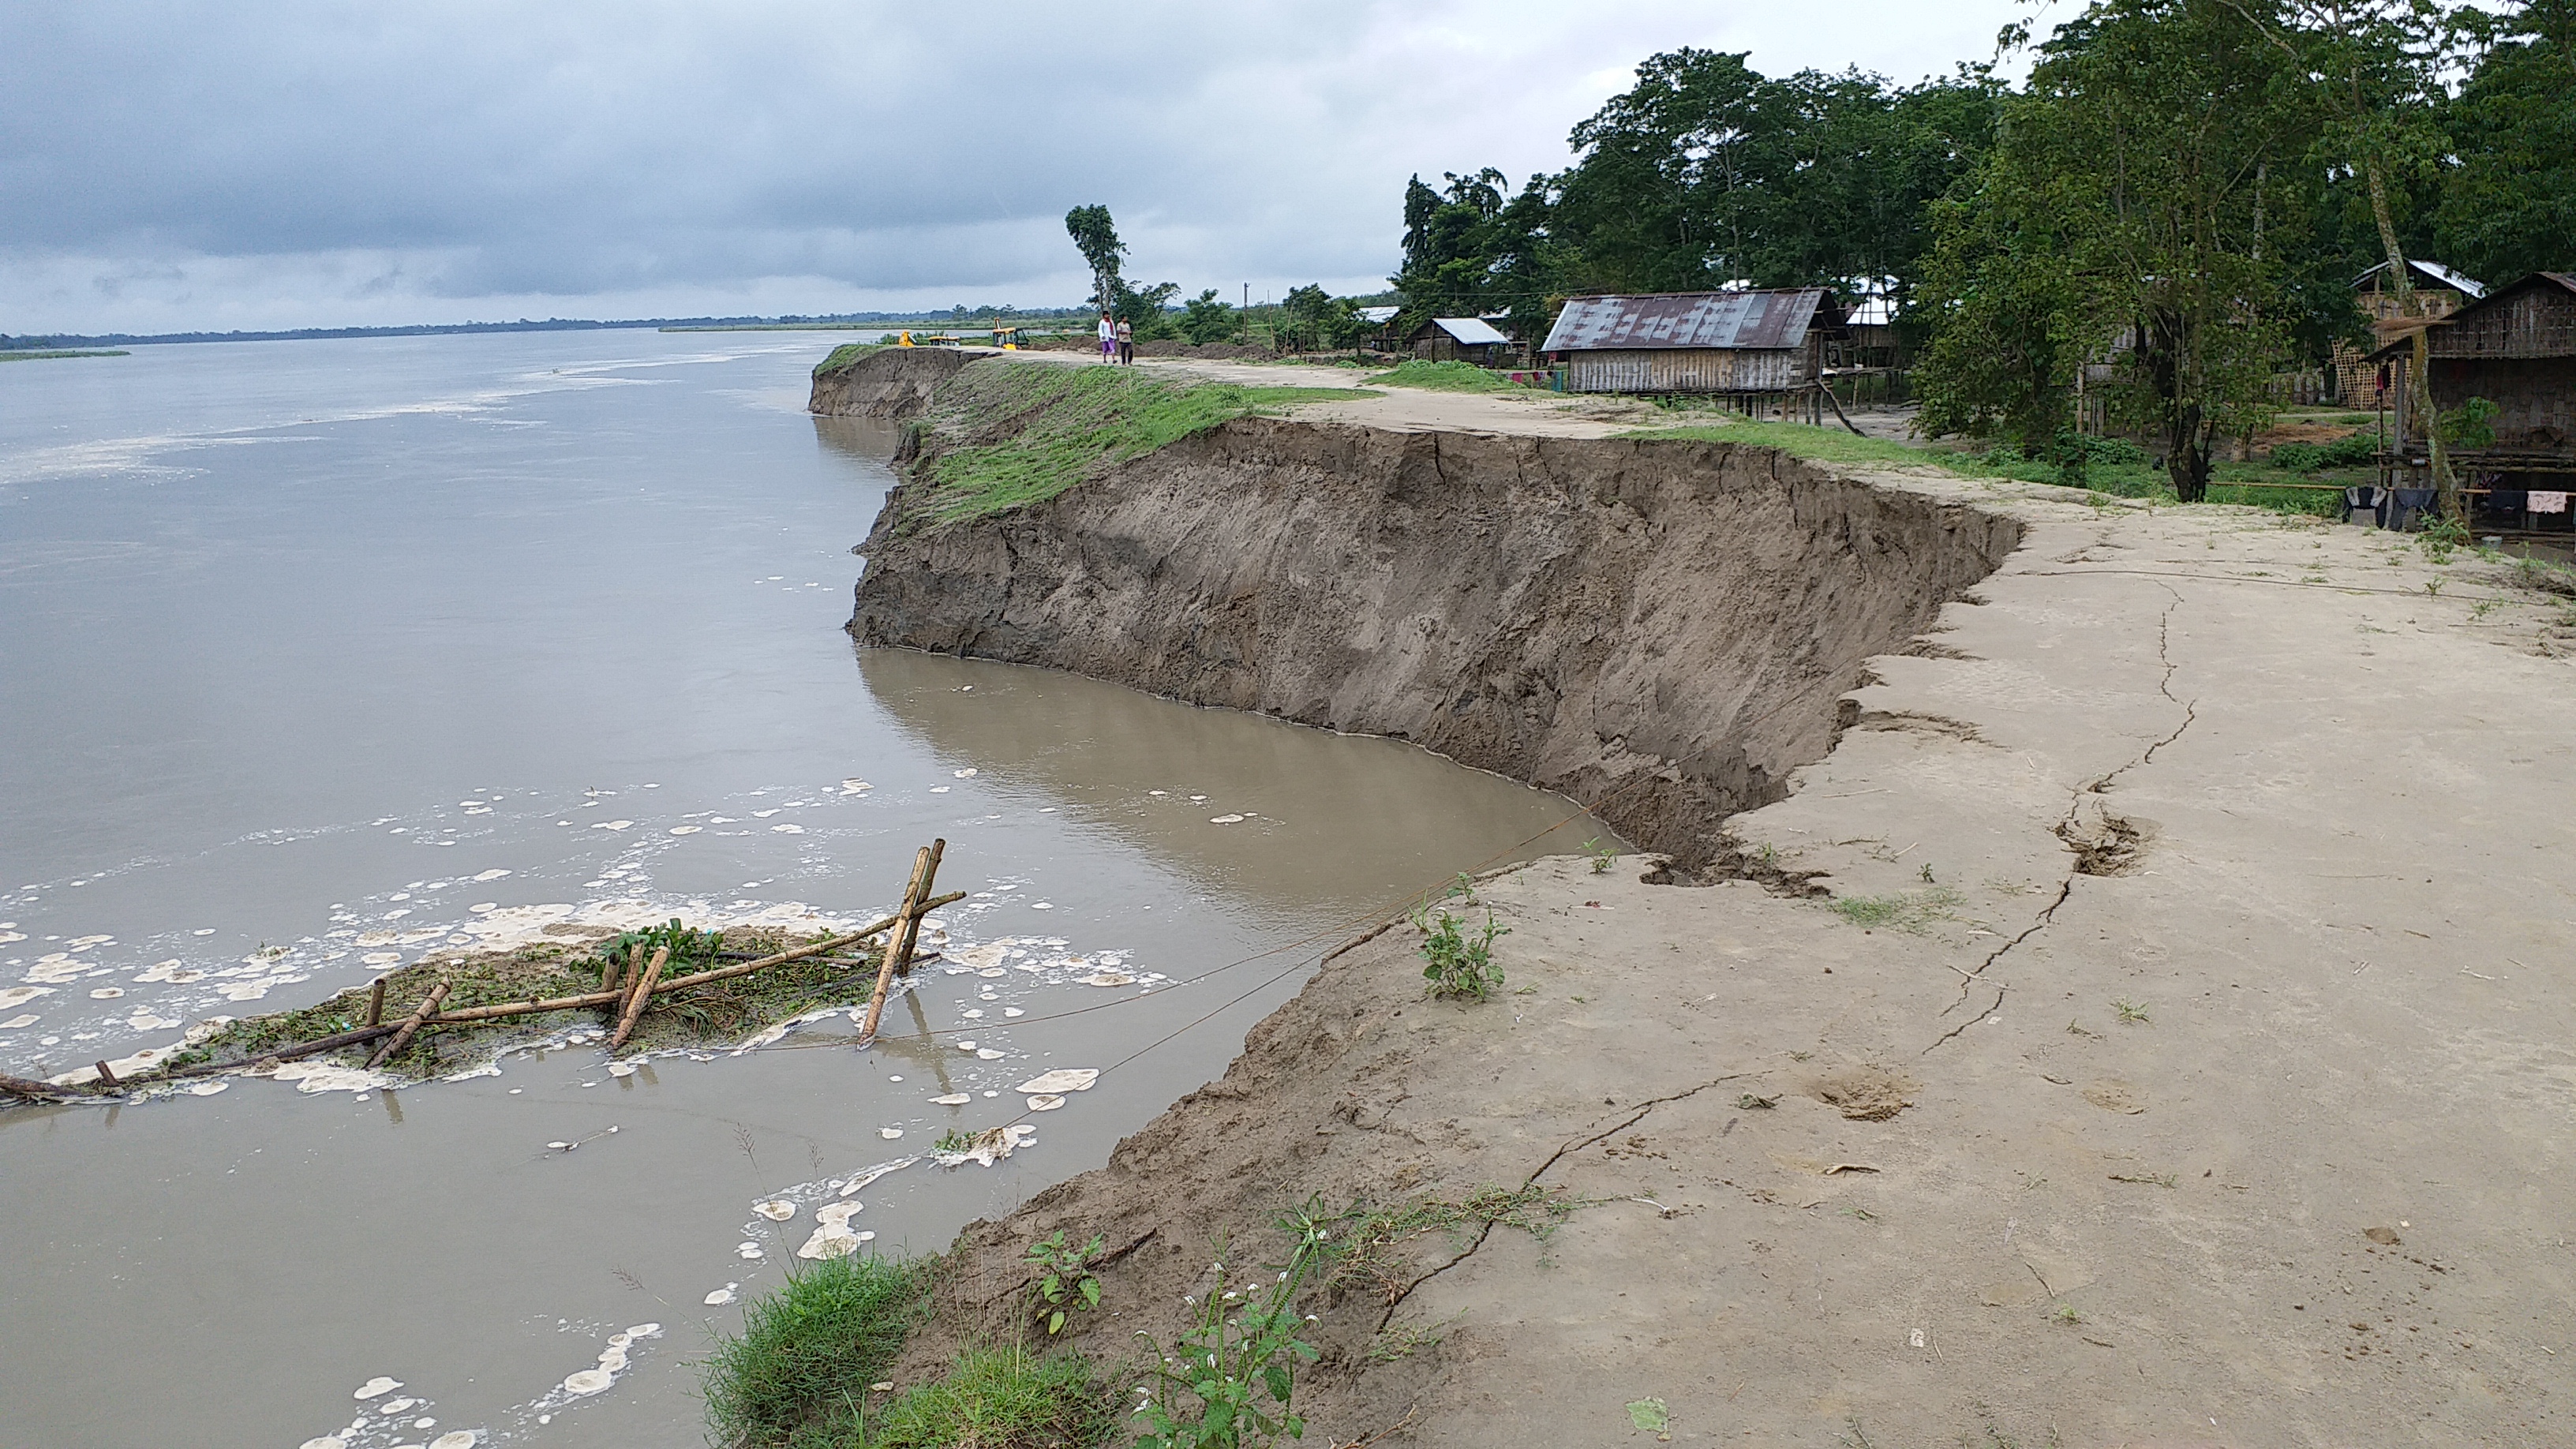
[
  {"xmin": 1355, "ymin": 305, "xmax": 1399, "ymax": 324},
  {"xmin": 1432, "ymin": 316, "xmax": 1511, "ymax": 346},
  {"xmin": 2355, "ymin": 259, "xmax": 2488, "ymax": 299},
  {"xmin": 1541, "ymin": 289, "xmax": 1827, "ymax": 353}
]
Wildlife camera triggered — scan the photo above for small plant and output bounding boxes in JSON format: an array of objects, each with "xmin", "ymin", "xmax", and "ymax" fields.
[
  {"xmin": 1025, "ymin": 1230, "xmax": 1105, "ymax": 1336},
  {"xmin": 1365, "ymin": 1320, "xmax": 1449, "ymax": 1361},
  {"xmin": 1582, "ymin": 837, "xmax": 1616, "ymax": 874},
  {"xmin": 932, "ymin": 1127, "xmax": 972, "ymax": 1154},
  {"xmin": 2420, "ymin": 510, "xmax": 2471, "ymax": 566},
  {"xmin": 1917, "ymin": 863, "xmax": 1936, "ymax": 884},
  {"xmin": 1131, "ymin": 1201, "xmax": 1338, "ymax": 1449},
  {"xmin": 2112, "ymin": 998, "xmax": 2151, "ymax": 1025},
  {"xmin": 1415, "ymin": 908, "xmax": 1507, "ymax": 1001},
  {"xmin": 1737, "ymin": 1093, "xmax": 1778, "ymax": 1110},
  {"xmin": 2051, "ymin": 1302, "xmax": 2083, "ymax": 1325},
  {"xmin": 594, "ymin": 917, "xmax": 725, "ymax": 972}
]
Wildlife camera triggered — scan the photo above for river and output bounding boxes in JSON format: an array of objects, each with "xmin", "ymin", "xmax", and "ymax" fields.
[{"xmin": 0, "ymin": 331, "xmax": 1599, "ymax": 1447}]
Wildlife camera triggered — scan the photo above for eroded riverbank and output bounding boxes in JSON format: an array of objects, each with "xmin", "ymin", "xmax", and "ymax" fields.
[{"xmin": 825, "ymin": 348, "xmax": 2576, "ymax": 1446}]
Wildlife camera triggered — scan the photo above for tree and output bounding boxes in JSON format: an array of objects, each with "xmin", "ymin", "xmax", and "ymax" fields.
[
  {"xmin": 2437, "ymin": 1, "xmax": 2576, "ymax": 281},
  {"xmin": 2222, "ymin": 0, "xmax": 2465, "ymax": 510},
  {"xmin": 1063, "ymin": 204, "xmax": 1178, "ymax": 338},
  {"xmin": 1276, "ymin": 285, "xmax": 1363, "ymax": 353},
  {"xmin": 1178, "ymin": 289, "xmax": 1237, "ymax": 346},
  {"xmin": 1915, "ymin": 1, "xmax": 2320, "ymax": 501}
]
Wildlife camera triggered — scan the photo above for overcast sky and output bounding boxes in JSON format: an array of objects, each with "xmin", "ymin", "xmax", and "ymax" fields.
[{"xmin": 2, "ymin": 2, "xmax": 2037, "ymax": 334}]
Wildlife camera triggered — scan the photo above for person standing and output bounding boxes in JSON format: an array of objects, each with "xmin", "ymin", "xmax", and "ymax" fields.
[
  {"xmin": 1115, "ymin": 316, "xmax": 1134, "ymax": 365},
  {"xmin": 1099, "ymin": 313, "xmax": 1115, "ymax": 363}
]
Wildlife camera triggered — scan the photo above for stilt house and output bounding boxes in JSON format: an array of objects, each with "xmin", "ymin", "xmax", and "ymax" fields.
[{"xmin": 1406, "ymin": 316, "xmax": 1514, "ymax": 365}]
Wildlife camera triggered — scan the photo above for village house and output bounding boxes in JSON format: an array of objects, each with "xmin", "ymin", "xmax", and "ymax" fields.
[
  {"xmin": 2370, "ymin": 271, "xmax": 2576, "ymax": 530},
  {"xmin": 2333, "ymin": 259, "xmax": 2484, "ymax": 405},
  {"xmin": 1539, "ymin": 289, "xmax": 1844, "ymax": 410},
  {"xmin": 1405, "ymin": 315, "xmax": 1514, "ymax": 365}
]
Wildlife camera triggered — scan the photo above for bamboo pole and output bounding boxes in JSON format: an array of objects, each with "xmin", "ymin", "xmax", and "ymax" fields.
[
  {"xmin": 608, "ymin": 945, "xmax": 668, "ymax": 1051},
  {"xmin": 856, "ymin": 842, "xmax": 943, "ymax": 1046},
  {"xmin": 891, "ymin": 839, "xmax": 946, "ymax": 979},
  {"xmin": 652, "ymin": 893, "xmax": 960, "ymax": 994},
  {"xmin": 365, "ymin": 981, "xmax": 451, "ymax": 1069},
  {"xmin": 0, "ymin": 1071, "xmax": 73, "ymax": 1101},
  {"xmin": 365, "ymin": 976, "xmax": 388, "ymax": 1028}
]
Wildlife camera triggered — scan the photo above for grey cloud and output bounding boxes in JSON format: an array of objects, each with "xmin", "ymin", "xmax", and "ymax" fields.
[{"xmin": 2, "ymin": 2, "xmax": 2028, "ymax": 328}]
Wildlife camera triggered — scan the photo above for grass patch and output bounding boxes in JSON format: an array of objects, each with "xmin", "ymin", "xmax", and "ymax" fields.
[
  {"xmin": 0, "ymin": 348, "xmax": 129, "ymax": 361},
  {"xmin": 169, "ymin": 923, "xmax": 874, "ymax": 1080},
  {"xmin": 1365, "ymin": 359, "xmax": 1520, "ymax": 391},
  {"xmin": 814, "ymin": 342, "xmax": 884, "ymax": 376},
  {"xmin": 869, "ymin": 1348, "xmax": 1117, "ymax": 1449},
  {"xmin": 1827, "ymin": 886, "xmax": 1966, "ymax": 933},
  {"xmin": 1623, "ymin": 418, "xmax": 2348, "ymax": 519},
  {"xmin": 900, "ymin": 362, "xmax": 1363, "ymax": 526},
  {"xmin": 702, "ymin": 1253, "xmax": 933, "ymax": 1448},
  {"xmin": 1331, "ymin": 1185, "xmax": 1577, "ymax": 1304}
]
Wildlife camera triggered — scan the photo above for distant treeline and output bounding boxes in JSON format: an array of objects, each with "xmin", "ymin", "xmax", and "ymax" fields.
[{"xmin": 1, "ymin": 305, "xmax": 1096, "ymax": 352}]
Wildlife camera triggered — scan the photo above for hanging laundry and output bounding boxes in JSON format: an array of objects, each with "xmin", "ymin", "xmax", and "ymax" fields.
[{"xmin": 2528, "ymin": 491, "xmax": 2569, "ymax": 514}]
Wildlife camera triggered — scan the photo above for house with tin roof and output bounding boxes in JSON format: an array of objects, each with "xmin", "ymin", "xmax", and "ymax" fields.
[{"xmin": 1540, "ymin": 288, "xmax": 1844, "ymax": 395}]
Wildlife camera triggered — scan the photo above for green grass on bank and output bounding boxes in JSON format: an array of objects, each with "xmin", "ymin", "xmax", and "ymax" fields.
[
  {"xmin": 1625, "ymin": 417, "xmax": 2346, "ymax": 519},
  {"xmin": 906, "ymin": 361, "xmax": 1367, "ymax": 526},
  {"xmin": 869, "ymin": 1349, "xmax": 1118, "ymax": 1448},
  {"xmin": 0, "ymin": 348, "xmax": 129, "ymax": 361},
  {"xmin": 1367, "ymin": 358, "xmax": 1522, "ymax": 391},
  {"xmin": 704, "ymin": 1255, "xmax": 933, "ymax": 1448},
  {"xmin": 814, "ymin": 342, "xmax": 886, "ymax": 376}
]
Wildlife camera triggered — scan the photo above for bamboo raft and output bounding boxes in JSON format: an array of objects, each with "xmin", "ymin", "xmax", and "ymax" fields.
[{"xmin": 0, "ymin": 841, "xmax": 957, "ymax": 1103}]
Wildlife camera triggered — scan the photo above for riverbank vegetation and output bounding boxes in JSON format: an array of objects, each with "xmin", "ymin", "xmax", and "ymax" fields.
[
  {"xmin": 894, "ymin": 362, "xmax": 1364, "ymax": 526},
  {"xmin": 0, "ymin": 348, "xmax": 128, "ymax": 361}
]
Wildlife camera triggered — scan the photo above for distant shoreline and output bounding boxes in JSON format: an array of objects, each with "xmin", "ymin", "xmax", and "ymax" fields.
[
  {"xmin": 0, "ymin": 348, "xmax": 129, "ymax": 361},
  {"xmin": 2, "ymin": 313, "xmax": 1089, "ymax": 351}
]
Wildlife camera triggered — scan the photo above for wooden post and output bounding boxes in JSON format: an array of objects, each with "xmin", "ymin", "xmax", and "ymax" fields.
[
  {"xmin": 365, "ymin": 980, "xmax": 451, "ymax": 1069},
  {"xmin": 608, "ymin": 945, "xmax": 669, "ymax": 1051},
  {"xmin": 856, "ymin": 841, "xmax": 943, "ymax": 1045},
  {"xmin": 92, "ymin": 1060, "xmax": 120, "ymax": 1089},
  {"xmin": 365, "ymin": 976, "xmax": 388, "ymax": 1028}
]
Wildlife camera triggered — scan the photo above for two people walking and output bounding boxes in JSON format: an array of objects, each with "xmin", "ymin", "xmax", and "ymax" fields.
[{"xmin": 1097, "ymin": 313, "xmax": 1133, "ymax": 365}]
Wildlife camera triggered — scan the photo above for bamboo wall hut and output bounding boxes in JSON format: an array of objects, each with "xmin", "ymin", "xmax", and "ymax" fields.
[
  {"xmin": 1540, "ymin": 289, "xmax": 1843, "ymax": 397},
  {"xmin": 2332, "ymin": 260, "xmax": 2484, "ymax": 404},
  {"xmin": 2370, "ymin": 271, "xmax": 2576, "ymax": 520}
]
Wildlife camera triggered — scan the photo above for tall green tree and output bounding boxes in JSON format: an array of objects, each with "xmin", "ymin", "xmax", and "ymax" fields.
[
  {"xmin": 2437, "ymin": 1, "xmax": 2576, "ymax": 281},
  {"xmin": 1917, "ymin": 1, "xmax": 2320, "ymax": 500},
  {"xmin": 2222, "ymin": 0, "xmax": 2465, "ymax": 508},
  {"xmin": 1063, "ymin": 204, "xmax": 1125, "ymax": 316},
  {"xmin": 1062, "ymin": 204, "xmax": 1178, "ymax": 337}
]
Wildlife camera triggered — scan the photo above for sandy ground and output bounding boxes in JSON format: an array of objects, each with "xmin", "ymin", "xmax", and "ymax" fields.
[{"xmin": 878, "ymin": 355, "xmax": 2576, "ymax": 1444}]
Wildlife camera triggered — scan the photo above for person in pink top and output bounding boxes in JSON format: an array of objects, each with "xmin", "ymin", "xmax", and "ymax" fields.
[{"xmin": 1098, "ymin": 313, "xmax": 1115, "ymax": 362}]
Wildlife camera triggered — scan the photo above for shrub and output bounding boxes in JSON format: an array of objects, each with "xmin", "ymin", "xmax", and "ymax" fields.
[
  {"xmin": 702, "ymin": 1255, "xmax": 929, "ymax": 1447},
  {"xmin": 1416, "ymin": 908, "xmax": 1507, "ymax": 1000}
]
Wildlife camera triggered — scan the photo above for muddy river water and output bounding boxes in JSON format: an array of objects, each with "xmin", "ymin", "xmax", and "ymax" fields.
[{"xmin": 0, "ymin": 332, "xmax": 1600, "ymax": 1447}]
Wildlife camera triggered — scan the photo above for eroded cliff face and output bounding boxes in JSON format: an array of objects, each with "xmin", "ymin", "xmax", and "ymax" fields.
[
  {"xmin": 849, "ymin": 418, "xmax": 2017, "ymax": 869},
  {"xmin": 807, "ymin": 346, "xmax": 977, "ymax": 417}
]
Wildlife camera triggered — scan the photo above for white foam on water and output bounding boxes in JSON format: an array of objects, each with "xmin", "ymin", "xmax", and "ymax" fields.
[
  {"xmin": 355, "ymin": 1376, "xmax": 403, "ymax": 1399},
  {"xmin": 560, "ymin": 1369, "xmax": 612, "ymax": 1396},
  {"xmin": 704, "ymin": 1284, "xmax": 737, "ymax": 1305},
  {"xmin": 931, "ymin": 1092, "xmax": 971, "ymax": 1105},
  {"xmin": 1210, "ymin": 814, "xmax": 1246, "ymax": 825},
  {"xmin": 878, "ymin": 1127, "xmax": 903, "ymax": 1139},
  {"xmin": 1026, "ymin": 1094, "xmax": 1066, "ymax": 1111},
  {"xmin": 953, "ymin": 768, "xmax": 978, "ymax": 778},
  {"xmin": 1017, "ymin": 1069, "xmax": 1100, "ymax": 1094},
  {"xmin": 0, "ymin": 986, "xmax": 51, "ymax": 1009},
  {"xmin": 0, "ymin": 1013, "xmax": 39, "ymax": 1028},
  {"xmin": 752, "ymin": 1200, "xmax": 796, "ymax": 1221}
]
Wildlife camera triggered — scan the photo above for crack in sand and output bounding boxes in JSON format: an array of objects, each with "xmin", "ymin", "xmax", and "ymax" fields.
[
  {"xmin": 1370, "ymin": 1073, "xmax": 1752, "ymax": 1328},
  {"xmin": 1923, "ymin": 586, "xmax": 2197, "ymax": 1054}
]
